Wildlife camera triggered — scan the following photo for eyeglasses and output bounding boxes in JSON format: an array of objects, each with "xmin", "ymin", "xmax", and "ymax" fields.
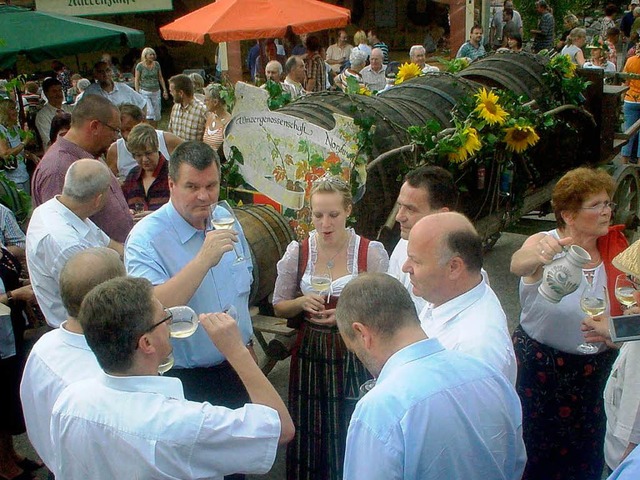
[
  {"xmin": 580, "ymin": 201, "xmax": 616, "ymax": 212},
  {"xmin": 99, "ymin": 120, "xmax": 121, "ymax": 136},
  {"xmin": 143, "ymin": 308, "xmax": 173, "ymax": 334},
  {"xmin": 132, "ymin": 150, "xmax": 158, "ymax": 161}
]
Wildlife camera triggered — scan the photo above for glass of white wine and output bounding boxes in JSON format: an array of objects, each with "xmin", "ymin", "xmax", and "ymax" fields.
[
  {"xmin": 615, "ymin": 274, "xmax": 637, "ymax": 309},
  {"xmin": 158, "ymin": 352, "xmax": 174, "ymax": 375},
  {"xmin": 578, "ymin": 282, "xmax": 608, "ymax": 354},
  {"xmin": 167, "ymin": 305, "xmax": 199, "ymax": 339},
  {"xmin": 210, "ymin": 200, "xmax": 244, "ymax": 264},
  {"xmin": 310, "ymin": 273, "xmax": 331, "ymax": 301}
]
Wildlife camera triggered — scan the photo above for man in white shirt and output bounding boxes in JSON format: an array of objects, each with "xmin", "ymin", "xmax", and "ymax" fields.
[
  {"xmin": 51, "ymin": 276, "xmax": 294, "ymax": 479},
  {"xmin": 409, "ymin": 45, "xmax": 440, "ymax": 73},
  {"xmin": 388, "ymin": 165, "xmax": 457, "ymax": 313},
  {"xmin": 403, "ymin": 212, "xmax": 517, "ymax": 384},
  {"xmin": 335, "ymin": 273, "xmax": 526, "ymax": 480},
  {"xmin": 326, "ymin": 30, "xmax": 353, "ymax": 74},
  {"xmin": 360, "ymin": 48, "xmax": 386, "ymax": 92},
  {"xmin": 20, "ymin": 247, "xmax": 125, "ymax": 473},
  {"xmin": 282, "ymin": 56, "xmax": 307, "ymax": 100},
  {"xmin": 26, "ymin": 159, "xmax": 124, "ymax": 327},
  {"xmin": 35, "ymin": 77, "xmax": 73, "ymax": 149},
  {"xmin": 84, "ymin": 61, "xmax": 147, "ymax": 113}
]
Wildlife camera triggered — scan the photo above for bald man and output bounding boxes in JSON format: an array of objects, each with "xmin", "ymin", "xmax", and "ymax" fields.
[
  {"xmin": 402, "ymin": 212, "xmax": 516, "ymax": 384},
  {"xmin": 21, "ymin": 247, "xmax": 125, "ymax": 473},
  {"xmin": 26, "ymin": 159, "xmax": 124, "ymax": 328}
]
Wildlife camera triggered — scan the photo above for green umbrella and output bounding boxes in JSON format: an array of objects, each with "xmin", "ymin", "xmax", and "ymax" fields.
[{"xmin": 0, "ymin": 5, "xmax": 145, "ymax": 69}]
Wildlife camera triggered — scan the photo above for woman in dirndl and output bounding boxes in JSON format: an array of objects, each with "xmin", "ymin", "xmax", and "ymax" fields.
[
  {"xmin": 273, "ymin": 175, "xmax": 389, "ymax": 480},
  {"xmin": 510, "ymin": 167, "xmax": 627, "ymax": 479}
]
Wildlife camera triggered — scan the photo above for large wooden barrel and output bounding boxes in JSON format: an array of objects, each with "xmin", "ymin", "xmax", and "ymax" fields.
[
  {"xmin": 234, "ymin": 204, "xmax": 295, "ymax": 305},
  {"xmin": 457, "ymin": 51, "xmax": 551, "ymax": 104},
  {"xmin": 278, "ymin": 73, "xmax": 482, "ymax": 240}
]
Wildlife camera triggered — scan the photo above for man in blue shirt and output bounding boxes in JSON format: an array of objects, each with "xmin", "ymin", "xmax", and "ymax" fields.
[
  {"xmin": 336, "ymin": 273, "xmax": 527, "ymax": 480},
  {"xmin": 125, "ymin": 141, "xmax": 254, "ymax": 412},
  {"xmin": 456, "ymin": 25, "xmax": 486, "ymax": 61}
]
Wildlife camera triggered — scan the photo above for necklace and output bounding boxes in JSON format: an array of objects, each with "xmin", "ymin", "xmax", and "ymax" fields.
[{"xmin": 321, "ymin": 233, "xmax": 349, "ymax": 269}]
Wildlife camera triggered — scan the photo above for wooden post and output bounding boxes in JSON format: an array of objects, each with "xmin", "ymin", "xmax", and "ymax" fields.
[{"xmin": 225, "ymin": 41, "xmax": 243, "ymax": 84}]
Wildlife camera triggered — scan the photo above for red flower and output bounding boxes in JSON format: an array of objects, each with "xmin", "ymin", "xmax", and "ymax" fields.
[
  {"xmin": 536, "ymin": 372, "xmax": 547, "ymax": 384},
  {"xmin": 557, "ymin": 357, "xmax": 564, "ymax": 367},
  {"xmin": 584, "ymin": 364, "xmax": 594, "ymax": 376},
  {"xmin": 559, "ymin": 406, "xmax": 572, "ymax": 418},
  {"xmin": 524, "ymin": 388, "xmax": 533, "ymax": 398},
  {"xmin": 536, "ymin": 352, "xmax": 543, "ymax": 359}
]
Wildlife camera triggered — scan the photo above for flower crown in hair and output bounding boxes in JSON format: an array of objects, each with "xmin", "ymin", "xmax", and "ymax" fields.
[{"xmin": 312, "ymin": 174, "xmax": 349, "ymax": 189}]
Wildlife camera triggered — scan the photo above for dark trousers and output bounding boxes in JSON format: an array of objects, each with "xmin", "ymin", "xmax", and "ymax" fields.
[{"xmin": 165, "ymin": 362, "xmax": 250, "ymax": 480}]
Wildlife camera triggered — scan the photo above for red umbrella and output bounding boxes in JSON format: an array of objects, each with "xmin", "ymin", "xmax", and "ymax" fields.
[{"xmin": 159, "ymin": 0, "xmax": 350, "ymax": 43}]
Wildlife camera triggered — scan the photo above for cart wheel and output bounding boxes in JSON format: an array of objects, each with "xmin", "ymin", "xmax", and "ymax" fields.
[{"xmin": 612, "ymin": 164, "xmax": 640, "ymax": 244}]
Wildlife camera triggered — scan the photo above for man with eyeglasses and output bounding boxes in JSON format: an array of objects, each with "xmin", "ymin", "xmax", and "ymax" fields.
[
  {"xmin": 20, "ymin": 247, "xmax": 125, "ymax": 474},
  {"xmin": 49, "ymin": 276, "xmax": 294, "ymax": 479},
  {"xmin": 402, "ymin": 212, "xmax": 517, "ymax": 385},
  {"xmin": 32, "ymin": 95, "xmax": 134, "ymax": 243},
  {"xmin": 84, "ymin": 61, "xmax": 147, "ymax": 113},
  {"xmin": 27, "ymin": 159, "xmax": 124, "ymax": 328},
  {"xmin": 125, "ymin": 142, "xmax": 256, "ymax": 478}
]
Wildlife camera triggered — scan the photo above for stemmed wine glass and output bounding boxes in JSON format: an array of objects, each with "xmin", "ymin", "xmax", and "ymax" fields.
[
  {"xmin": 578, "ymin": 282, "xmax": 608, "ymax": 354},
  {"xmin": 615, "ymin": 274, "xmax": 638, "ymax": 309},
  {"xmin": 210, "ymin": 200, "xmax": 244, "ymax": 264},
  {"xmin": 157, "ymin": 305, "xmax": 199, "ymax": 374},
  {"xmin": 158, "ymin": 353, "xmax": 174, "ymax": 375},
  {"xmin": 310, "ymin": 273, "xmax": 331, "ymax": 302}
]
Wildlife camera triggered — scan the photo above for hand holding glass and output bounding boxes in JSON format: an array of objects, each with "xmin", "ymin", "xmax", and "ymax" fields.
[
  {"xmin": 310, "ymin": 273, "xmax": 331, "ymax": 302},
  {"xmin": 578, "ymin": 283, "xmax": 608, "ymax": 354},
  {"xmin": 615, "ymin": 274, "xmax": 637, "ymax": 308},
  {"xmin": 211, "ymin": 200, "xmax": 244, "ymax": 264}
]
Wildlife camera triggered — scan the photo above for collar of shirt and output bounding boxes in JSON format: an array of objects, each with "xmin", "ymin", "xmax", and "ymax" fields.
[
  {"xmin": 377, "ymin": 338, "xmax": 445, "ymax": 384},
  {"xmin": 425, "ymin": 280, "xmax": 486, "ymax": 333},
  {"xmin": 177, "ymin": 99, "xmax": 197, "ymax": 112},
  {"xmin": 166, "ymin": 200, "xmax": 203, "ymax": 244},
  {"xmin": 51, "ymin": 196, "xmax": 93, "ymax": 237},
  {"xmin": 53, "ymin": 135, "xmax": 94, "ymax": 160},
  {"xmin": 100, "ymin": 371, "xmax": 185, "ymax": 400},
  {"xmin": 132, "ymin": 154, "xmax": 166, "ymax": 181},
  {"xmin": 59, "ymin": 322, "xmax": 92, "ymax": 351}
]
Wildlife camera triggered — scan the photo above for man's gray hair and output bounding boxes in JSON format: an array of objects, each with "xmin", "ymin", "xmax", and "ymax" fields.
[
  {"xmin": 336, "ymin": 273, "xmax": 420, "ymax": 340},
  {"xmin": 266, "ymin": 60, "xmax": 283, "ymax": 75},
  {"xmin": 410, "ymin": 45, "xmax": 426, "ymax": 57},
  {"xmin": 285, "ymin": 55, "xmax": 301, "ymax": 74},
  {"xmin": 62, "ymin": 159, "xmax": 111, "ymax": 202},
  {"xmin": 349, "ymin": 48, "xmax": 368, "ymax": 68}
]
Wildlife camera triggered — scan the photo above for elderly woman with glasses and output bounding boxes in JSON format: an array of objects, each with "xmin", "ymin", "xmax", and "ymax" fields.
[
  {"xmin": 510, "ymin": 167, "xmax": 628, "ymax": 480},
  {"xmin": 121, "ymin": 123, "xmax": 170, "ymax": 218},
  {"xmin": 272, "ymin": 175, "xmax": 389, "ymax": 480}
]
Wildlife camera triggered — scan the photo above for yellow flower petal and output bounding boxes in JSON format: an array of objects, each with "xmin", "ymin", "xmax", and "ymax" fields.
[
  {"xmin": 504, "ymin": 125, "xmax": 540, "ymax": 153},
  {"xmin": 449, "ymin": 127, "xmax": 482, "ymax": 163},
  {"xmin": 395, "ymin": 62, "xmax": 422, "ymax": 85},
  {"xmin": 474, "ymin": 88, "xmax": 509, "ymax": 125}
]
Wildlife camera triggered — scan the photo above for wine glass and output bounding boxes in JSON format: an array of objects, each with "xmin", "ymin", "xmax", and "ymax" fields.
[
  {"xmin": 310, "ymin": 273, "xmax": 331, "ymax": 302},
  {"xmin": 167, "ymin": 305, "xmax": 199, "ymax": 339},
  {"xmin": 615, "ymin": 274, "xmax": 638, "ymax": 309},
  {"xmin": 578, "ymin": 282, "xmax": 608, "ymax": 354},
  {"xmin": 158, "ymin": 352, "xmax": 174, "ymax": 375},
  {"xmin": 210, "ymin": 200, "xmax": 244, "ymax": 264},
  {"xmin": 359, "ymin": 378, "xmax": 376, "ymax": 398}
]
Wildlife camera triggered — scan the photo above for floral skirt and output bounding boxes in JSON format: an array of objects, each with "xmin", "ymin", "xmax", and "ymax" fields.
[
  {"xmin": 513, "ymin": 326, "xmax": 617, "ymax": 480},
  {"xmin": 286, "ymin": 322, "xmax": 371, "ymax": 480}
]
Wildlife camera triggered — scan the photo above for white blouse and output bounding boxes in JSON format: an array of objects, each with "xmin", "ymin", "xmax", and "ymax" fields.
[{"xmin": 272, "ymin": 228, "xmax": 389, "ymax": 304}]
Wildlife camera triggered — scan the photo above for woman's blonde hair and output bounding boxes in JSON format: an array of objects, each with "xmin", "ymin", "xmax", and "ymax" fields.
[
  {"xmin": 310, "ymin": 175, "xmax": 352, "ymax": 209},
  {"xmin": 566, "ymin": 27, "xmax": 586, "ymax": 45},
  {"xmin": 354, "ymin": 30, "xmax": 367, "ymax": 45},
  {"xmin": 126, "ymin": 123, "xmax": 159, "ymax": 153},
  {"xmin": 140, "ymin": 47, "xmax": 156, "ymax": 63}
]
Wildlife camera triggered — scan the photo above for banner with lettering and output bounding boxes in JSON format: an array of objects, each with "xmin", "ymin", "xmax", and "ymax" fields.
[
  {"xmin": 224, "ymin": 83, "xmax": 367, "ymax": 238},
  {"xmin": 35, "ymin": 0, "xmax": 173, "ymax": 16}
]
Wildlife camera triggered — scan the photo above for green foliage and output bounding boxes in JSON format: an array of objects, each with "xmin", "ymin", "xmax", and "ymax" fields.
[
  {"xmin": 517, "ymin": 0, "xmax": 596, "ymax": 42},
  {"xmin": 220, "ymin": 146, "xmax": 246, "ymax": 201},
  {"xmin": 219, "ymin": 82, "xmax": 236, "ymax": 112},
  {"xmin": 264, "ymin": 80, "xmax": 292, "ymax": 110},
  {"xmin": 0, "ymin": 171, "xmax": 31, "ymax": 223},
  {"xmin": 436, "ymin": 57, "xmax": 470, "ymax": 74}
]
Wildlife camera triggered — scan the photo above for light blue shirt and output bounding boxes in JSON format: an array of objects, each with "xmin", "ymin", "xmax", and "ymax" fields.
[
  {"xmin": 125, "ymin": 200, "xmax": 253, "ymax": 368},
  {"xmin": 343, "ymin": 339, "xmax": 527, "ymax": 480},
  {"xmin": 608, "ymin": 445, "xmax": 640, "ymax": 479}
]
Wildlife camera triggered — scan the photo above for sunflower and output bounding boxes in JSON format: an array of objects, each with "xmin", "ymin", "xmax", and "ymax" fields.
[
  {"xmin": 358, "ymin": 86, "xmax": 373, "ymax": 96},
  {"xmin": 448, "ymin": 127, "xmax": 482, "ymax": 163},
  {"xmin": 395, "ymin": 62, "xmax": 422, "ymax": 85},
  {"xmin": 504, "ymin": 124, "xmax": 540, "ymax": 153},
  {"xmin": 474, "ymin": 88, "xmax": 508, "ymax": 125}
]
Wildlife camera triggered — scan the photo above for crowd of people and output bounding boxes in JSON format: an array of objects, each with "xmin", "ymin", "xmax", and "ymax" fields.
[{"xmin": 2, "ymin": 7, "xmax": 640, "ymax": 479}]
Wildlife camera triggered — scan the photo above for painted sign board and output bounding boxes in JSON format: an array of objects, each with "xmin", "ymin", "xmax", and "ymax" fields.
[
  {"xmin": 224, "ymin": 83, "xmax": 367, "ymax": 238},
  {"xmin": 35, "ymin": 0, "xmax": 173, "ymax": 16}
]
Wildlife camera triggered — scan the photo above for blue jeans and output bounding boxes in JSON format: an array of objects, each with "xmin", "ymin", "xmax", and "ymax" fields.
[{"xmin": 622, "ymin": 101, "xmax": 640, "ymax": 158}]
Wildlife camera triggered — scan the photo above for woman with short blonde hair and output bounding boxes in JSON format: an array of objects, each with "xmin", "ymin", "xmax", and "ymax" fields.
[{"xmin": 134, "ymin": 47, "xmax": 169, "ymax": 127}]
